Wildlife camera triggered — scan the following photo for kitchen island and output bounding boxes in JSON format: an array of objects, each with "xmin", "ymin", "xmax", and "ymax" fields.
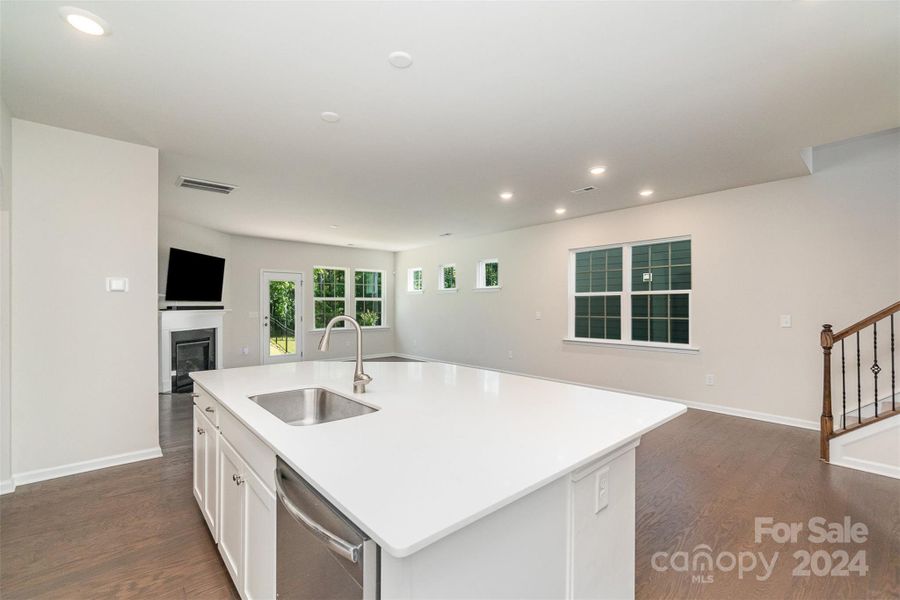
[{"xmin": 191, "ymin": 360, "xmax": 684, "ymax": 599}]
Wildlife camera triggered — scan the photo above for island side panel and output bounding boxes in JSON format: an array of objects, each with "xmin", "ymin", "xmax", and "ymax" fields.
[{"xmin": 380, "ymin": 443, "xmax": 638, "ymax": 599}]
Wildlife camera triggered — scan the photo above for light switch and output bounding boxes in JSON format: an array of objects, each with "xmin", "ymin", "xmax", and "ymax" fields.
[
  {"xmin": 106, "ymin": 277, "xmax": 128, "ymax": 292},
  {"xmin": 780, "ymin": 314, "xmax": 792, "ymax": 328},
  {"xmin": 535, "ymin": 311, "xmax": 542, "ymax": 320},
  {"xmin": 595, "ymin": 467, "xmax": 610, "ymax": 513},
  {"xmin": 249, "ymin": 311, "xmax": 259, "ymax": 319}
]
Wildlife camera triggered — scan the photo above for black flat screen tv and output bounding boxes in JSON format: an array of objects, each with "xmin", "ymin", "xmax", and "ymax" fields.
[{"xmin": 165, "ymin": 248, "xmax": 226, "ymax": 302}]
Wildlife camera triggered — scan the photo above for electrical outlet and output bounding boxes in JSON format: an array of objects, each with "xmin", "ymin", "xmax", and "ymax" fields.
[
  {"xmin": 241, "ymin": 346, "xmax": 249, "ymax": 355},
  {"xmin": 705, "ymin": 374, "xmax": 716, "ymax": 386},
  {"xmin": 595, "ymin": 467, "xmax": 610, "ymax": 513},
  {"xmin": 535, "ymin": 311, "xmax": 542, "ymax": 320},
  {"xmin": 780, "ymin": 314, "xmax": 792, "ymax": 328},
  {"xmin": 507, "ymin": 350, "xmax": 513, "ymax": 359}
]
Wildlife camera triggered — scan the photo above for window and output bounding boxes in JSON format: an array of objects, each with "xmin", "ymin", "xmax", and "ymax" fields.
[
  {"xmin": 354, "ymin": 270, "xmax": 384, "ymax": 327},
  {"xmin": 476, "ymin": 259, "xmax": 500, "ymax": 289},
  {"xmin": 569, "ymin": 238, "xmax": 692, "ymax": 347},
  {"xmin": 407, "ymin": 267, "xmax": 423, "ymax": 292},
  {"xmin": 313, "ymin": 267, "xmax": 345, "ymax": 329},
  {"xmin": 439, "ymin": 264, "xmax": 457, "ymax": 291}
]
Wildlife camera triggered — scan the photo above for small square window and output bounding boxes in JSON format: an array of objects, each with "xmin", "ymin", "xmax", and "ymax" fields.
[
  {"xmin": 439, "ymin": 264, "xmax": 457, "ymax": 290},
  {"xmin": 407, "ymin": 267, "xmax": 423, "ymax": 292},
  {"xmin": 476, "ymin": 259, "xmax": 500, "ymax": 289}
]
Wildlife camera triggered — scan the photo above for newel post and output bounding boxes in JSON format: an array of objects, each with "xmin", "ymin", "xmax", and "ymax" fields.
[{"xmin": 820, "ymin": 324, "xmax": 834, "ymax": 461}]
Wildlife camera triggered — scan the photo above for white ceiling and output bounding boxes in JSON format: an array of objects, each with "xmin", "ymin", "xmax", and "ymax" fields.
[{"xmin": 3, "ymin": 1, "xmax": 898, "ymax": 251}]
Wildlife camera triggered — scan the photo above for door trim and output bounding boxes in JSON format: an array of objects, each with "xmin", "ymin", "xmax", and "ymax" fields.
[{"xmin": 259, "ymin": 270, "xmax": 304, "ymax": 364}]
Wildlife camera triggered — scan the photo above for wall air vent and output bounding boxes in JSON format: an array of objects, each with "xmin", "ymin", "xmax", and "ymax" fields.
[
  {"xmin": 570, "ymin": 186, "xmax": 597, "ymax": 195},
  {"xmin": 176, "ymin": 176, "xmax": 237, "ymax": 195}
]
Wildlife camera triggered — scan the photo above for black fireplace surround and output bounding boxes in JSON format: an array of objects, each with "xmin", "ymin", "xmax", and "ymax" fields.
[{"xmin": 171, "ymin": 328, "xmax": 217, "ymax": 393}]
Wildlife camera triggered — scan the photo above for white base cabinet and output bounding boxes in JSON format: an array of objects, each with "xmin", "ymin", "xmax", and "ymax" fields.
[{"xmin": 193, "ymin": 388, "xmax": 276, "ymax": 600}]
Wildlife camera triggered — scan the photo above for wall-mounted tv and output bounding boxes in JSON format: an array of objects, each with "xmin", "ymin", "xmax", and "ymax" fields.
[{"xmin": 165, "ymin": 248, "xmax": 226, "ymax": 302}]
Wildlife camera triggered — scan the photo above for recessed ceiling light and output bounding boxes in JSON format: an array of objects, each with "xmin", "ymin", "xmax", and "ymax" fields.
[
  {"xmin": 321, "ymin": 112, "xmax": 341, "ymax": 123},
  {"xmin": 388, "ymin": 51, "xmax": 413, "ymax": 69},
  {"xmin": 555, "ymin": 207, "xmax": 567, "ymax": 215},
  {"xmin": 439, "ymin": 233, "xmax": 452, "ymax": 237},
  {"xmin": 329, "ymin": 224, "xmax": 339, "ymax": 229},
  {"xmin": 59, "ymin": 6, "xmax": 109, "ymax": 36},
  {"xmin": 639, "ymin": 189, "xmax": 654, "ymax": 197},
  {"xmin": 589, "ymin": 166, "xmax": 607, "ymax": 175},
  {"xmin": 499, "ymin": 192, "xmax": 514, "ymax": 201},
  {"xmin": 347, "ymin": 243, "xmax": 355, "ymax": 246}
]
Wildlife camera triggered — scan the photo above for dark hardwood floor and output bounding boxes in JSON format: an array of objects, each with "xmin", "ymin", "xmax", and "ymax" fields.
[{"xmin": 1, "ymin": 371, "xmax": 897, "ymax": 599}]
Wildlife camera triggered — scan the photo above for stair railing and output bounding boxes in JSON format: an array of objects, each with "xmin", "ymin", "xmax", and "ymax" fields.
[{"xmin": 820, "ymin": 300, "xmax": 900, "ymax": 460}]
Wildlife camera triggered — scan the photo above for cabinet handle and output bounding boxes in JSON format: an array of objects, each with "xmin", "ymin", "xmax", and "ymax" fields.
[
  {"xmin": 191, "ymin": 393, "xmax": 200, "ymax": 398},
  {"xmin": 232, "ymin": 473, "xmax": 244, "ymax": 486},
  {"xmin": 197, "ymin": 427, "xmax": 205, "ymax": 435},
  {"xmin": 204, "ymin": 407, "xmax": 215, "ymax": 413}
]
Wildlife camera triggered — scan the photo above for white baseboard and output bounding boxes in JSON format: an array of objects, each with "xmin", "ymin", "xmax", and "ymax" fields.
[
  {"xmin": 12, "ymin": 446, "xmax": 163, "ymax": 488},
  {"xmin": 829, "ymin": 456, "xmax": 900, "ymax": 480},
  {"xmin": 393, "ymin": 352, "xmax": 819, "ymax": 431},
  {"xmin": 0, "ymin": 479, "xmax": 14, "ymax": 495}
]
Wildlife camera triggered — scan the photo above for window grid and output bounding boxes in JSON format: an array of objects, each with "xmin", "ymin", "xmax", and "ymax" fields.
[
  {"xmin": 570, "ymin": 238, "xmax": 691, "ymax": 346},
  {"xmin": 354, "ymin": 270, "xmax": 384, "ymax": 327},
  {"xmin": 313, "ymin": 267, "xmax": 346, "ymax": 329},
  {"xmin": 408, "ymin": 268, "xmax": 423, "ymax": 292}
]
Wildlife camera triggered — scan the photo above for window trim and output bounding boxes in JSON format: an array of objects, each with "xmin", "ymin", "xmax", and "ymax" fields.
[
  {"xmin": 407, "ymin": 267, "xmax": 424, "ymax": 294},
  {"xmin": 567, "ymin": 235, "xmax": 697, "ymax": 351},
  {"xmin": 353, "ymin": 268, "xmax": 387, "ymax": 328},
  {"xmin": 475, "ymin": 258, "xmax": 501, "ymax": 290},
  {"xmin": 311, "ymin": 265, "xmax": 347, "ymax": 331},
  {"xmin": 438, "ymin": 263, "xmax": 458, "ymax": 292}
]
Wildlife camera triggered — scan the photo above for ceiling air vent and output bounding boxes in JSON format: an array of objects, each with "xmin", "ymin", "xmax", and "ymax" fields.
[
  {"xmin": 176, "ymin": 176, "xmax": 237, "ymax": 194},
  {"xmin": 570, "ymin": 186, "xmax": 597, "ymax": 195}
]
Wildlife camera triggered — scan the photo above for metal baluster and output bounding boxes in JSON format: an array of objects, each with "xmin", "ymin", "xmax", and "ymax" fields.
[
  {"xmin": 873, "ymin": 322, "xmax": 879, "ymax": 418},
  {"xmin": 841, "ymin": 339, "xmax": 846, "ymax": 430},
  {"xmin": 892, "ymin": 314, "xmax": 896, "ymax": 412},
  {"xmin": 857, "ymin": 332, "xmax": 862, "ymax": 424}
]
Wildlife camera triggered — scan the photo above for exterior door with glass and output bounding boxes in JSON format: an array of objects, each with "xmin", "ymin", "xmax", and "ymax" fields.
[{"xmin": 260, "ymin": 271, "xmax": 303, "ymax": 364}]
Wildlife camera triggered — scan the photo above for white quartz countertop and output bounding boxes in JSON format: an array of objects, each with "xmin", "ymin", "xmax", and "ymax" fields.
[{"xmin": 191, "ymin": 361, "xmax": 685, "ymax": 558}]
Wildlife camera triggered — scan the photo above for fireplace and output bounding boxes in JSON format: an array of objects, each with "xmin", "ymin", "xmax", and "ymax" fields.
[{"xmin": 171, "ymin": 328, "xmax": 217, "ymax": 393}]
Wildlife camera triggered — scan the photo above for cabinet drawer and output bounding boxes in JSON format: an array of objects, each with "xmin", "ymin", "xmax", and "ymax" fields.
[
  {"xmin": 219, "ymin": 407, "xmax": 275, "ymax": 493},
  {"xmin": 192, "ymin": 385, "xmax": 221, "ymax": 428}
]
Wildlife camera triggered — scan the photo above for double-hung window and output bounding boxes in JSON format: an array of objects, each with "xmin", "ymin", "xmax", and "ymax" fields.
[
  {"xmin": 354, "ymin": 269, "xmax": 384, "ymax": 327},
  {"xmin": 313, "ymin": 267, "xmax": 346, "ymax": 329},
  {"xmin": 569, "ymin": 237, "xmax": 692, "ymax": 347}
]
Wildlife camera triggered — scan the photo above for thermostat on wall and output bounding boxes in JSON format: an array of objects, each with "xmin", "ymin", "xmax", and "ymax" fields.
[{"xmin": 106, "ymin": 277, "xmax": 129, "ymax": 292}]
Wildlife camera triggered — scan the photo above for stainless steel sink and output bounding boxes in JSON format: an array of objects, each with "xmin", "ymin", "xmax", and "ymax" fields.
[{"xmin": 249, "ymin": 388, "xmax": 378, "ymax": 426}]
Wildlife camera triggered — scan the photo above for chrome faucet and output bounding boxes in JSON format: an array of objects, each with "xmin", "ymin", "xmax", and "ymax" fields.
[{"xmin": 317, "ymin": 315, "xmax": 373, "ymax": 393}]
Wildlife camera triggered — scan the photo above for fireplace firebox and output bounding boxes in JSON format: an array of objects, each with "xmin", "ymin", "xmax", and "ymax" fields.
[{"xmin": 171, "ymin": 328, "xmax": 217, "ymax": 393}]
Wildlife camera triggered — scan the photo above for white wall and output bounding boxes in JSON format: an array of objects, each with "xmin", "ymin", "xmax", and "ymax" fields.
[
  {"xmin": 394, "ymin": 130, "xmax": 900, "ymax": 426},
  {"xmin": 225, "ymin": 234, "xmax": 396, "ymax": 367},
  {"xmin": 158, "ymin": 218, "xmax": 397, "ymax": 368},
  {"xmin": 0, "ymin": 96, "xmax": 12, "ymax": 491},
  {"xmin": 11, "ymin": 120, "xmax": 160, "ymax": 480}
]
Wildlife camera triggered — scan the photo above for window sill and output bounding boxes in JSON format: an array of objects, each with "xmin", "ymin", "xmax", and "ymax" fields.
[
  {"xmin": 562, "ymin": 337, "xmax": 700, "ymax": 354},
  {"xmin": 310, "ymin": 326, "xmax": 391, "ymax": 332},
  {"xmin": 407, "ymin": 290, "xmax": 424, "ymax": 295},
  {"xmin": 473, "ymin": 286, "xmax": 502, "ymax": 292},
  {"xmin": 437, "ymin": 288, "xmax": 458, "ymax": 293}
]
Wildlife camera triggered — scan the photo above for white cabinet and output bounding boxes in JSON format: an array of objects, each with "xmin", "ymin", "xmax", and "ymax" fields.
[
  {"xmin": 218, "ymin": 436, "xmax": 277, "ymax": 600},
  {"xmin": 218, "ymin": 437, "xmax": 245, "ymax": 586},
  {"xmin": 192, "ymin": 405, "xmax": 218, "ymax": 540}
]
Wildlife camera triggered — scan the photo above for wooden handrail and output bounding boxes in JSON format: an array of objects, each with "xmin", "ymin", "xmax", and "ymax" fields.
[
  {"xmin": 832, "ymin": 301, "xmax": 900, "ymax": 342},
  {"xmin": 820, "ymin": 299, "xmax": 900, "ymax": 461}
]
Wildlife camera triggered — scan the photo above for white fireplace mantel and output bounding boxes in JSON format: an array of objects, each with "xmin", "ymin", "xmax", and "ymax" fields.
[{"xmin": 159, "ymin": 309, "xmax": 227, "ymax": 393}]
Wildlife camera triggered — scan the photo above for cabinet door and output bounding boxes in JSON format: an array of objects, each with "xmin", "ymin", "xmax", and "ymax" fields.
[
  {"xmin": 192, "ymin": 406, "xmax": 206, "ymax": 509},
  {"xmin": 203, "ymin": 417, "xmax": 219, "ymax": 540},
  {"xmin": 219, "ymin": 438, "xmax": 245, "ymax": 589},
  {"xmin": 243, "ymin": 467, "xmax": 276, "ymax": 600}
]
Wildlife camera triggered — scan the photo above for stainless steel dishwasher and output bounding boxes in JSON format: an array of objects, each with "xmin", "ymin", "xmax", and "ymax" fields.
[{"xmin": 274, "ymin": 457, "xmax": 378, "ymax": 599}]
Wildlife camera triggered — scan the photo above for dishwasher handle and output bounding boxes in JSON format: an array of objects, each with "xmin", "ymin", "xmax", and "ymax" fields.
[{"xmin": 274, "ymin": 468, "xmax": 362, "ymax": 564}]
